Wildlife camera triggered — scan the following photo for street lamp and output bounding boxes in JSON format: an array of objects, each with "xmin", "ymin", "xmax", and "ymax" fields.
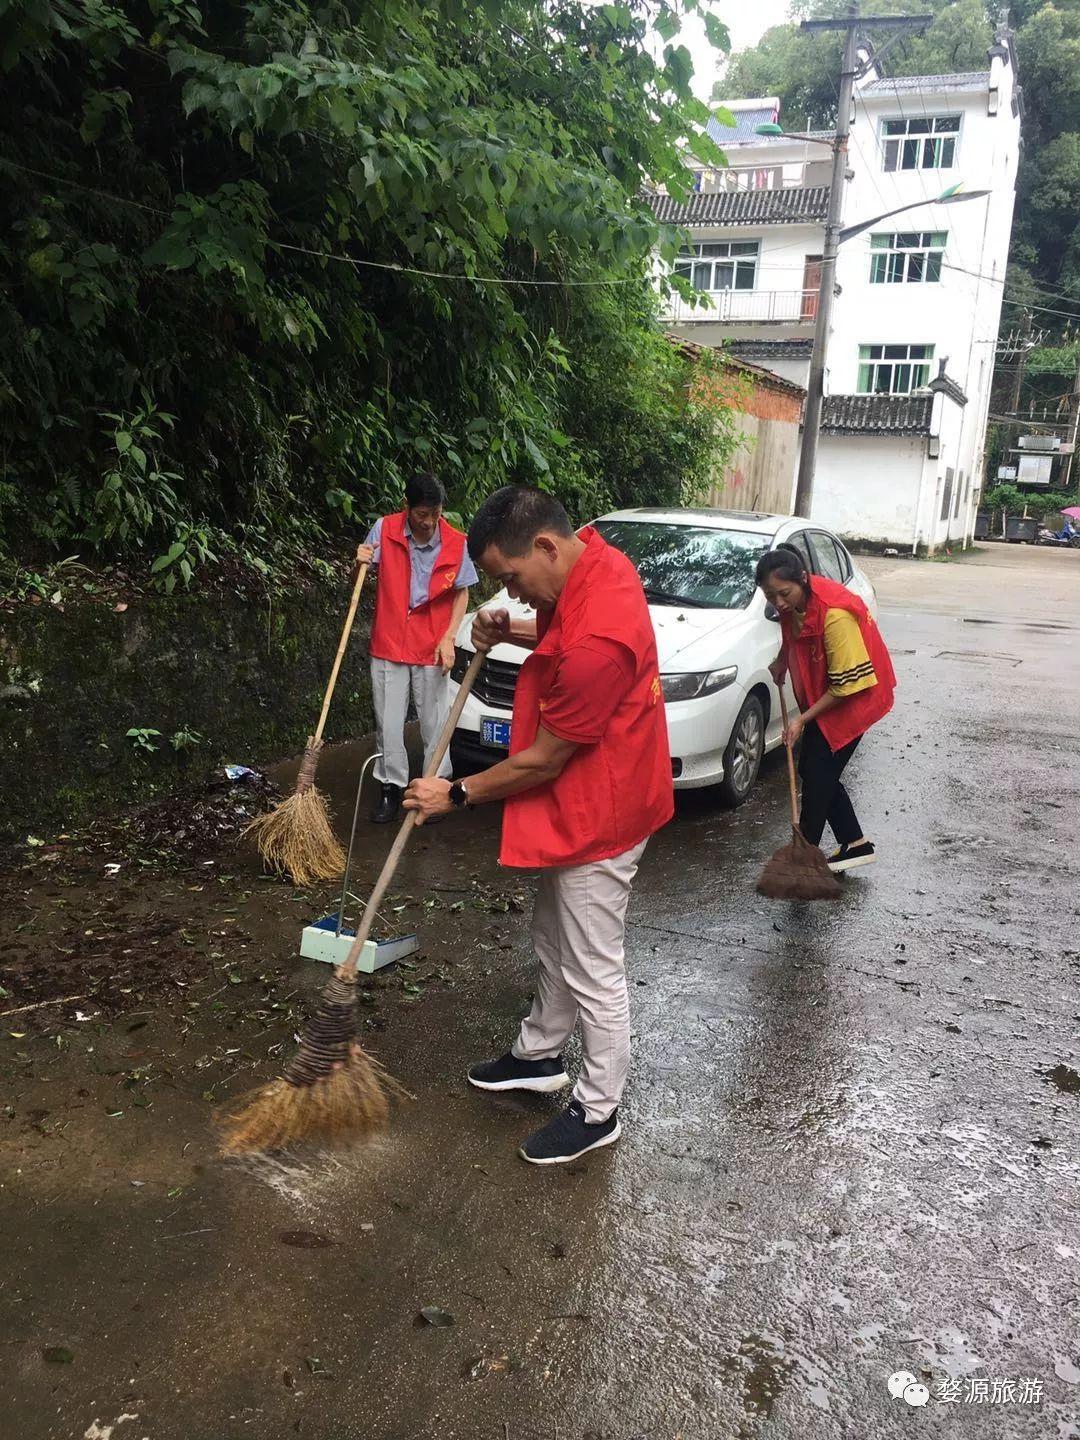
[
  {"xmin": 754, "ymin": 122, "xmax": 833, "ymax": 146},
  {"xmin": 751, "ymin": 125, "xmax": 990, "ymax": 516},
  {"xmin": 838, "ymin": 183, "xmax": 991, "ymax": 242}
]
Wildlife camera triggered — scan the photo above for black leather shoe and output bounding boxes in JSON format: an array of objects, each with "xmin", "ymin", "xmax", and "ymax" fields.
[{"xmin": 370, "ymin": 783, "xmax": 402, "ymax": 824}]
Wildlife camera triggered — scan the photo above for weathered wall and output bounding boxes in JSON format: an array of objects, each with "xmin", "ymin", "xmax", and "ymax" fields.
[
  {"xmin": 811, "ymin": 434, "xmax": 927, "ymax": 546},
  {"xmin": 708, "ymin": 410, "xmax": 800, "ymax": 514},
  {"xmin": 0, "ymin": 583, "xmax": 374, "ymax": 844}
]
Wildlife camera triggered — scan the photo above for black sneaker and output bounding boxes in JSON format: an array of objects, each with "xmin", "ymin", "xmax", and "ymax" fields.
[
  {"xmin": 370, "ymin": 783, "xmax": 402, "ymax": 825},
  {"xmin": 519, "ymin": 1100, "xmax": 621, "ymax": 1166},
  {"xmin": 468, "ymin": 1052, "xmax": 569, "ymax": 1095},
  {"xmin": 827, "ymin": 840, "xmax": 876, "ymax": 873}
]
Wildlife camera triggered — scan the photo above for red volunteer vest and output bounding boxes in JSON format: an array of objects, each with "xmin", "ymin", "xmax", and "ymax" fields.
[
  {"xmin": 369, "ymin": 512, "xmax": 468, "ymax": 666},
  {"xmin": 499, "ymin": 528, "xmax": 674, "ymax": 870},
  {"xmin": 782, "ymin": 574, "xmax": 896, "ymax": 752}
]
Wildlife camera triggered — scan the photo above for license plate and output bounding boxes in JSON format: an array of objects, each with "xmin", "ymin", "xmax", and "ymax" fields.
[{"xmin": 482, "ymin": 717, "xmax": 511, "ymax": 749}]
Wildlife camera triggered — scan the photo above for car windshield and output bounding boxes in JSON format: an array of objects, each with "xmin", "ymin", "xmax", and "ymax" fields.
[{"xmin": 593, "ymin": 520, "xmax": 771, "ymax": 610}]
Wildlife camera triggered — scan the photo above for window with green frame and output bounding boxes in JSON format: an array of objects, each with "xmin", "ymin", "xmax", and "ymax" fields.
[
  {"xmin": 673, "ymin": 240, "xmax": 759, "ymax": 292},
  {"xmin": 858, "ymin": 344, "xmax": 934, "ymax": 395},
  {"xmin": 869, "ymin": 232, "xmax": 946, "ymax": 284},
  {"xmin": 881, "ymin": 115, "xmax": 960, "ymax": 171}
]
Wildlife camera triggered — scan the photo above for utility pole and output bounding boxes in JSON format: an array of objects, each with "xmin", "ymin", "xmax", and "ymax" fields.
[
  {"xmin": 1059, "ymin": 356, "xmax": 1080, "ymax": 493},
  {"xmin": 1008, "ymin": 308, "xmax": 1032, "ymax": 415},
  {"xmin": 794, "ymin": 4, "xmax": 934, "ymax": 519}
]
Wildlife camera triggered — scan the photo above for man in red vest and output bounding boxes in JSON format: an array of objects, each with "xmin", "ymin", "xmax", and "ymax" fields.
[
  {"xmin": 405, "ymin": 486, "xmax": 673, "ymax": 1164},
  {"xmin": 357, "ymin": 472, "xmax": 477, "ymax": 824}
]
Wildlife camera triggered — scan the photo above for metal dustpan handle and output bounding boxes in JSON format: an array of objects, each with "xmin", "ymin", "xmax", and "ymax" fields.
[
  {"xmin": 337, "ymin": 648, "xmax": 488, "ymax": 980},
  {"xmin": 335, "ymin": 751, "xmax": 382, "ymax": 939}
]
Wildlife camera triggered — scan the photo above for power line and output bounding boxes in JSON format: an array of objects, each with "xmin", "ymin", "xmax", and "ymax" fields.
[
  {"xmin": 998, "ymin": 295, "xmax": 1080, "ymax": 324},
  {"xmin": 0, "ymin": 158, "xmax": 651, "ymax": 290},
  {"xmin": 939, "ymin": 257, "xmax": 1080, "ymax": 305}
]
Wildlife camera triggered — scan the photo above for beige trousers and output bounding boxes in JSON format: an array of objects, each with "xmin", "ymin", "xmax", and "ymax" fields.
[
  {"xmin": 512, "ymin": 840, "xmax": 647, "ymax": 1123},
  {"xmin": 370, "ymin": 657, "xmax": 452, "ymax": 790}
]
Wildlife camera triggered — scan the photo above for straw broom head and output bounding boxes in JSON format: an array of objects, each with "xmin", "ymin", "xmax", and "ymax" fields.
[
  {"xmin": 215, "ymin": 973, "xmax": 406, "ymax": 1155},
  {"xmin": 757, "ymin": 826, "xmax": 843, "ymax": 901},
  {"xmin": 243, "ymin": 738, "xmax": 345, "ymax": 887},
  {"xmin": 245, "ymin": 559, "xmax": 368, "ymax": 887},
  {"xmin": 221, "ymin": 648, "xmax": 487, "ymax": 1156}
]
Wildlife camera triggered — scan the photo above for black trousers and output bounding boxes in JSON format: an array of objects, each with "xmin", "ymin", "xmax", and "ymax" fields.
[{"xmin": 797, "ymin": 720, "xmax": 863, "ymax": 848}]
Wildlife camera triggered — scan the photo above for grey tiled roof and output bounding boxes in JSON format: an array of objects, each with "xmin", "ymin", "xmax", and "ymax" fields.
[
  {"xmin": 820, "ymin": 394, "xmax": 933, "ymax": 435},
  {"xmin": 707, "ymin": 107, "xmax": 778, "ymax": 145},
  {"xmin": 665, "ymin": 333, "xmax": 807, "ymax": 399},
  {"xmin": 648, "ymin": 186, "xmax": 830, "ymax": 228},
  {"xmin": 729, "ymin": 339, "xmax": 813, "ymax": 360},
  {"xmin": 860, "ymin": 72, "xmax": 989, "ymax": 96},
  {"xmin": 929, "ymin": 372, "xmax": 969, "ymax": 407}
]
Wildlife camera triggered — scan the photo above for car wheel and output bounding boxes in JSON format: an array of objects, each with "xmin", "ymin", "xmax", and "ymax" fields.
[{"xmin": 718, "ymin": 694, "xmax": 765, "ymax": 807}]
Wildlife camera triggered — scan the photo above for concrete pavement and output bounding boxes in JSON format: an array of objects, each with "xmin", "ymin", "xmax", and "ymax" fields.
[{"xmin": 2, "ymin": 543, "xmax": 1079, "ymax": 1440}]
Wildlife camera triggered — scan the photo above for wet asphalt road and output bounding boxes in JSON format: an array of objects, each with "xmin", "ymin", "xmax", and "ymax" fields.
[{"xmin": 3, "ymin": 544, "xmax": 1080, "ymax": 1440}]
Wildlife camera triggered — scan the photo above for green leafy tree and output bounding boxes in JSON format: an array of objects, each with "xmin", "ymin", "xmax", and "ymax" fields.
[
  {"xmin": 718, "ymin": 0, "xmax": 993, "ymax": 130},
  {"xmin": 0, "ymin": 0, "xmax": 741, "ymax": 587}
]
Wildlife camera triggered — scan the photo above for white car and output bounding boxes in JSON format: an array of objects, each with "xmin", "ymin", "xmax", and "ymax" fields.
[{"xmin": 448, "ymin": 508, "xmax": 878, "ymax": 805}]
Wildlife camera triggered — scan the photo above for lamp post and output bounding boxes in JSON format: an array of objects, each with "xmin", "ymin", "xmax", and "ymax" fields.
[{"xmin": 754, "ymin": 117, "xmax": 990, "ymax": 518}]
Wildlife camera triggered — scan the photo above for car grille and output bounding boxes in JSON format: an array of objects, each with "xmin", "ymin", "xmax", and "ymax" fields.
[{"xmin": 472, "ymin": 656, "xmax": 520, "ymax": 711}]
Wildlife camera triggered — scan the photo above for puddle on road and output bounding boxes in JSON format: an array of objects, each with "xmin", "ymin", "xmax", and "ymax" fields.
[
  {"xmin": 719, "ymin": 1333, "xmax": 796, "ymax": 1418},
  {"xmin": 963, "ymin": 617, "xmax": 1077, "ymax": 633},
  {"xmin": 935, "ymin": 650, "xmax": 1023, "ymax": 666},
  {"xmin": 896, "ymin": 1325, "xmax": 986, "ymax": 1378},
  {"xmin": 1042, "ymin": 1063, "xmax": 1080, "ymax": 1095}
]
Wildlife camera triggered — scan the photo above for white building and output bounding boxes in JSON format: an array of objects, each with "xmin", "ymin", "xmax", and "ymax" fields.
[{"xmin": 653, "ymin": 32, "xmax": 1022, "ymax": 552}]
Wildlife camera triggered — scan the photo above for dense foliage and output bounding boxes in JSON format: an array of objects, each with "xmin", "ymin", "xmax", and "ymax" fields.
[
  {"xmin": 720, "ymin": 0, "xmax": 1080, "ymax": 373},
  {"xmin": 0, "ymin": 0, "xmax": 741, "ymax": 591},
  {"xmin": 983, "ymin": 481, "xmax": 1075, "ymax": 524}
]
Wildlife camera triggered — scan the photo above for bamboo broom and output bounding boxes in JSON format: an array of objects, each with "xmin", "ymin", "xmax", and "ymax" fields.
[
  {"xmin": 244, "ymin": 559, "xmax": 369, "ymax": 886},
  {"xmin": 757, "ymin": 688, "xmax": 842, "ymax": 902},
  {"xmin": 218, "ymin": 647, "xmax": 488, "ymax": 1155}
]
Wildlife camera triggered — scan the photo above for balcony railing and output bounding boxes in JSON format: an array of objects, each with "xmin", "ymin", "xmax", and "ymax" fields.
[
  {"xmin": 664, "ymin": 289, "xmax": 819, "ymax": 324},
  {"xmin": 689, "ymin": 162, "xmax": 833, "ymax": 193}
]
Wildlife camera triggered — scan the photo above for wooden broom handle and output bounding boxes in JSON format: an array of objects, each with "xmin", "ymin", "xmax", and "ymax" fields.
[
  {"xmin": 778, "ymin": 686, "xmax": 800, "ymax": 828},
  {"xmin": 338, "ymin": 647, "xmax": 488, "ymax": 979},
  {"xmin": 311, "ymin": 561, "xmax": 370, "ymax": 746}
]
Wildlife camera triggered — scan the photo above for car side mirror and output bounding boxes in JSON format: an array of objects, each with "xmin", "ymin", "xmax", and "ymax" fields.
[{"xmin": 764, "ymin": 603, "xmax": 780, "ymax": 622}]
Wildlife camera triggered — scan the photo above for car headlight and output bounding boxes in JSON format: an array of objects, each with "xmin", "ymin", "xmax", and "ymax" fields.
[
  {"xmin": 450, "ymin": 645, "xmax": 473, "ymax": 683},
  {"xmin": 660, "ymin": 666, "xmax": 738, "ymax": 702}
]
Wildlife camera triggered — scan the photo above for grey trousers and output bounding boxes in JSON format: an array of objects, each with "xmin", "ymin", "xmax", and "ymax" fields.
[
  {"xmin": 513, "ymin": 840, "xmax": 647, "ymax": 1123},
  {"xmin": 370, "ymin": 657, "xmax": 452, "ymax": 790}
]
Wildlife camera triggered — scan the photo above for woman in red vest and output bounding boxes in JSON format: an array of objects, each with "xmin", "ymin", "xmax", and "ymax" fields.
[
  {"xmin": 405, "ymin": 486, "xmax": 673, "ymax": 1165},
  {"xmin": 357, "ymin": 472, "xmax": 477, "ymax": 823},
  {"xmin": 756, "ymin": 546, "xmax": 896, "ymax": 873}
]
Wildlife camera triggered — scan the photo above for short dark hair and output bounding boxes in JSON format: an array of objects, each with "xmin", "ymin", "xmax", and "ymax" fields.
[
  {"xmin": 405, "ymin": 471, "xmax": 444, "ymax": 510},
  {"xmin": 467, "ymin": 485, "xmax": 574, "ymax": 562},
  {"xmin": 755, "ymin": 545, "xmax": 809, "ymax": 590}
]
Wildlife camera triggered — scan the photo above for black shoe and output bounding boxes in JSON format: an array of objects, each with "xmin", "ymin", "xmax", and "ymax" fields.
[
  {"xmin": 827, "ymin": 840, "xmax": 876, "ymax": 873},
  {"xmin": 519, "ymin": 1100, "xmax": 621, "ymax": 1165},
  {"xmin": 370, "ymin": 784, "xmax": 402, "ymax": 825},
  {"xmin": 468, "ymin": 1051, "xmax": 569, "ymax": 1094}
]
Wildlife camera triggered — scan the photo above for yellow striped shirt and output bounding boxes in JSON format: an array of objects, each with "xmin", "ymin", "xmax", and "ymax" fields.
[
  {"xmin": 823, "ymin": 609, "xmax": 877, "ymax": 696},
  {"xmin": 790, "ymin": 607, "xmax": 878, "ymax": 697}
]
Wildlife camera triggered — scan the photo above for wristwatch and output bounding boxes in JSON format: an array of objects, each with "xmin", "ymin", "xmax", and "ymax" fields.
[{"xmin": 448, "ymin": 780, "xmax": 471, "ymax": 809}]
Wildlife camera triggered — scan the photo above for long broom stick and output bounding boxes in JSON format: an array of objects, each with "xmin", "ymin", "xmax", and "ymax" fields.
[
  {"xmin": 218, "ymin": 646, "xmax": 489, "ymax": 1155},
  {"xmin": 757, "ymin": 687, "xmax": 842, "ymax": 901},
  {"xmin": 244, "ymin": 559, "xmax": 370, "ymax": 886}
]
